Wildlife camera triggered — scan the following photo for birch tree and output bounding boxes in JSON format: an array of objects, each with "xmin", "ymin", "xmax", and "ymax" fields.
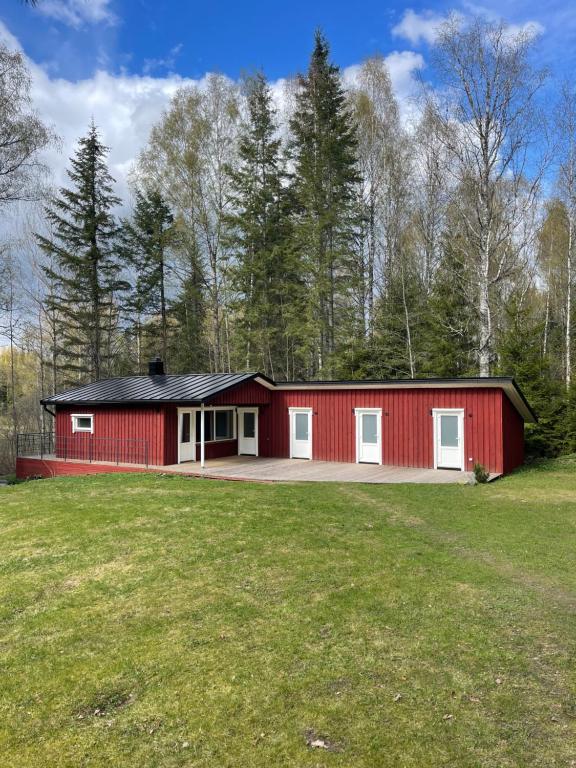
[
  {"xmin": 429, "ymin": 16, "xmax": 547, "ymax": 376},
  {"xmin": 0, "ymin": 43, "xmax": 53, "ymax": 209},
  {"xmin": 138, "ymin": 75, "xmax": 239, "ymax": 372},
  {"xmin": 556, "ymin": 84, "xmax": 576, "ymax": 390}
]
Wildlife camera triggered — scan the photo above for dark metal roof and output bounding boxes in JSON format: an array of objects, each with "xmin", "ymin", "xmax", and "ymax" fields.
[
  {"xmin": 41, "ymin": 372, "xmax": 272, "ymax": 406},
  {"xmin": 41, "ymin": 372, "xmax": 536, "ymax": 423}
]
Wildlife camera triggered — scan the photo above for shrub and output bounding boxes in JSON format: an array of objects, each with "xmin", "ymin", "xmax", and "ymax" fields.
[{"xmin": 473, "ymin": 462, "xmax": 489, "ymax": 484}]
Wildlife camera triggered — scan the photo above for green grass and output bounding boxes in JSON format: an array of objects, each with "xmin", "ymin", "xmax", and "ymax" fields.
[{"xmin": 1, "ymin": 460, "xmax": 576, "ymax": 767}]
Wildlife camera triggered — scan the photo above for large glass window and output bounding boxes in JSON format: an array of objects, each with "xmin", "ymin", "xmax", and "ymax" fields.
[
  {"xmin": 215, "ymin": 410, "xmax": 233, "ymax": 440},
  {"xmin": 294, "ymin": 412, "xmax": 309, "ymax": 441},
  {"xmin": 195, "ymin": 410, "xmax": 234, "ymax": 442},
  {"xmin": 362, "ymin": 413, "xmax": 378, "ymax": 444},
  {"xmin": 440, "ymin": 414, "xmax": 459, "ymax": 447}
]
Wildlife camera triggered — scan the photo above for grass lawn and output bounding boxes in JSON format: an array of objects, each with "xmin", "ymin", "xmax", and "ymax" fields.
[{"xmin": 1, "ymin": 460, "xmax": 576, "ymax": 767}]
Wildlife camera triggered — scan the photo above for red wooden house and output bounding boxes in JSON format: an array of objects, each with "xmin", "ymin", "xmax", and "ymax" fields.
[{"xmin": 16, "ymin": 358, "xmax": 535, "ymax": 479}]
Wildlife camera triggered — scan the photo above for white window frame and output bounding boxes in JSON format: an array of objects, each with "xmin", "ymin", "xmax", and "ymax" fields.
[
  {"xmin": 288, "ymin": 407, "xmax": 313, "ymax": 459},
  {"xmin": 71, "ymin": 413, "xmax": 94, "ymax": 434},
  {"xmin": 354, "ymin": 408, "xmax": 383, "ymax": 465},
  {"xmin": 432, "ymin": 408, "xmax": 465, "ymax": 471},
  {"xmin": 194, "ymin": 406, "xmax": 237, "ymax": 444}
]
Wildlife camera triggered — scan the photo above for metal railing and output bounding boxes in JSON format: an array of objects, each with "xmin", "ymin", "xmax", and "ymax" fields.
[{"xmin": 16, "ymin": 433, "xmax": 149, "ymax": 467}]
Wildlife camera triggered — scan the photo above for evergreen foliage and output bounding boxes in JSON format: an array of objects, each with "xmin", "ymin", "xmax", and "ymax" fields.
[
  {"xmin": 36, "ymin": 123, "xmax": 127, "ymax": 381},
  {"xmin": 289, "ymin": 30, "xmax": 361, "ymax": 376},
  {"xmin": 121, "ymin": 188, "xmax": 175, "ymax": 368},
  {"xmin": 225, "ymin": 73, "xmax": 304, "ymax": 378}
]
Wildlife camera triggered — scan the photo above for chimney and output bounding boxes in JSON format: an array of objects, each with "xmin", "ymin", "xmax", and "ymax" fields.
[{"xmin": 148, "ymin": 357, "xmax": 165, "ymax": 376}]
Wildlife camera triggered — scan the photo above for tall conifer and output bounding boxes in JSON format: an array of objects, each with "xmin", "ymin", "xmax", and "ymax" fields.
[
  {"xmin": 121, "ymin": 189, "xmax": 175, "ymax": 367},
  {"xmin": 37, "ymin": 123, "xmax": 126, "ymax": 381},
  {"xmin": 289, "ymin": 31, "xmax": 361, "ymax": 376},
  {"xmin": 226, "ymin": 72, "xmax": 303, "ymax": 379}
]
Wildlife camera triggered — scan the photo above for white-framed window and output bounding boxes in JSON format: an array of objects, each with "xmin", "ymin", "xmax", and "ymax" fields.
[
  {"xmin": 195, "ymin": 408, "xmax": 236, "ymax": 443},
  {"xmin": 71, "ymin": 413, "xmax": 94, "ymax": 434}
]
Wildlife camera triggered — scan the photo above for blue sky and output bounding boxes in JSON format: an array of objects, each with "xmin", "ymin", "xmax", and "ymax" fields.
[
  {"xmin": 0, "ymin": 0, "xmax": 574, "ymax": 219},
  {"xmin": 3, "ymin": 0, "xmax": 573, "ymax": 83}
]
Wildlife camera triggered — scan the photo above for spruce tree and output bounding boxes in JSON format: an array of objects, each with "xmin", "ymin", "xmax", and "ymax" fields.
[
  {"xmin": 226, "ymin": 72, "xmax": 303, "ymax": 379},
  {"xmin": 497, "ymin": 295, "xmax": 566, "ymax": 458},
  {"xmin": 37, "ymin": 123, "xmax": 126, "ymax": 381},
  {"xmin": 121, "ymin": 188, "xmax": 175, "ymax": 368},
  {"xmin": 420, "ymin": 240, "xmax": 477, "ymax": 377},
  {"xmin": 289, "ymin": 31, "xmax": 361, "ymax": 376}
]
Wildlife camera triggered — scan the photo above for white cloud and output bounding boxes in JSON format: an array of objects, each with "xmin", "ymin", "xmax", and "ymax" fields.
[
  {"xmin": 394, "ymin": 7, "xmax": 544, "ymax": 47},
  {"xmin": 0, "ymin": 21, "xmax": 197, "ymax": 207},
  {"xmin": 0, "ymin": 19, "xmax": 425, "ymax": 215},
  {"xmin": 392, "ymin": 9, "xmax": 448, "ymax": 45},
  {"xmin": 504, "ymin": 20, "xmax": 545, "ymax": 41},
  {"xmin": 36, "ymin": 0, "xmax": 117, "ymax": 29}
]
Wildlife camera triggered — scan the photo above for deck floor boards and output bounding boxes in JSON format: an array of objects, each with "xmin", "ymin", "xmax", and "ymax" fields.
[{"xmin": 20, "ymin": 454, "xmax": 494, "ymax": 483}]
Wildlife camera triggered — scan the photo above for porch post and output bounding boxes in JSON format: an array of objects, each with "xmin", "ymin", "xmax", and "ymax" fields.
[{"xmin": 200, "ymin": 402, "xmax": 205, "ymax": 469}]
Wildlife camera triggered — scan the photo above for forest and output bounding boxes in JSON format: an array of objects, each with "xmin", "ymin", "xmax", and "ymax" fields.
[{"xmin": 1, "ymin": 16, "xmax": 576, "ymax": 469}]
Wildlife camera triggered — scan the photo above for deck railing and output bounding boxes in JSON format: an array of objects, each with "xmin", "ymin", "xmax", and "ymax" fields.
[{"xmin": 16, "ymin": 433, "xmax": 149, "ymax": 467}]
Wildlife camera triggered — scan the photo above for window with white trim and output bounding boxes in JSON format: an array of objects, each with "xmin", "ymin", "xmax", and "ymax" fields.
[
  {"xmin": 195, "ymin": 409, "xmax": 235, "ymax": 442},
  {"xmin": 71, "ymin": 414, "xmax": 94, "ymax": 433}
]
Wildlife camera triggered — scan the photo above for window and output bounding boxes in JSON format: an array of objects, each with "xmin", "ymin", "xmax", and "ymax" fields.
[
  {"xmin": 294, "ymin": 412, "xmax": 309, "ymax": 441},
  {"xmin": 195, "ymin": 409, "xmax": 234, "ymax": 442},
  {"xmin": 215, "ymin": 410, "xmax": 233, "ymax": 440},
  {"xmin": 242, "ymin": 411, "xmax": 255, "ymax": 439},
  {"xmin": 181, "ymin": 412, "xmax": 191, "ymax": 443},
  {"xmin": 361, "ymin": 413, "xmax": 378, "ymax": 444},
  {"xmin": 71, "ymin": 414, "xmax": 93, "ymax": 433}
]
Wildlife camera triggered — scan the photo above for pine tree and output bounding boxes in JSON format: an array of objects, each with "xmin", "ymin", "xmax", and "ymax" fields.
[
  {"xmin": 121, "ymin": 188, "xmax": 175, "ymax": 369},
  {"xmin": 289, "ymin": 31, "xmax": 361, "ymax": 376},
  {"xmin": 36, "ymin": 123, "xmax": 127, "ymax": 381},
  {"xmin": 225, "ymin": 73, "xmax": 303, "ymax": 378}
]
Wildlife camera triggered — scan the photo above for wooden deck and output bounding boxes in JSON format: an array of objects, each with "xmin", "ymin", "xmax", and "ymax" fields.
[
  {"xmin": 163, "ymin": 455, "xmax": 475, "ymax": 483},
  {"xmin": 17, "ymin": 454, "xmax": 487, "ymax": 483}
]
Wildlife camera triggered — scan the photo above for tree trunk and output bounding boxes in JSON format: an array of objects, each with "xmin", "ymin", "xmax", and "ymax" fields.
[
  {"xmin": 566, "ymin": 216, "xmax": 573, "ymax": 390},
  {"xmin": 478, "ymin": 234, "xmax": 492, "ymax": 377}
]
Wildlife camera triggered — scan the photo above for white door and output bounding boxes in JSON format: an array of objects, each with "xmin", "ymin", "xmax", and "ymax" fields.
[
  {"xmin": 434, "ymin": 410, "xmax": 464, "ymax": 470},
  {"xmin": 289, "ymin": 409, "xmax": 312, "ymax": 459},
  {"xmin": 238, "ymin": 408, "xmax": 258, "ymax": 456},
  {"xmin": 179, "ymin": 409, "xmax": 195, "ymax": 463},
  {"xmin": 355, "ymin": 409, "xmax": 382, "ymax": 464}
]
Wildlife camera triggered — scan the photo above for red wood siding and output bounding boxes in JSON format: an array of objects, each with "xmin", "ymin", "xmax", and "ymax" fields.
[
  {"xmin": 163, "ymin": 405, "xmax": 178, "ymax": 465},
  {"xmin": 55, "ymin": 405, "xmax": 165, "ymax": 466},
  {"xmin": 502, "ymin": 394, "xmax": 524, "ymax": 474},
  {"xmin": 16, "ymin": 457, "xmax": 160, "ymax": 479},
  {"xmin": 209, "ymin": 379, "xmax": 272, "ymax": 406},
  {"xmin": 259, "ymin": 387, "xmax": 508, "ymax": 474},
  {"xmin": 49, "ymin": 381, "xmax": 525, "ymax": 475}
]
